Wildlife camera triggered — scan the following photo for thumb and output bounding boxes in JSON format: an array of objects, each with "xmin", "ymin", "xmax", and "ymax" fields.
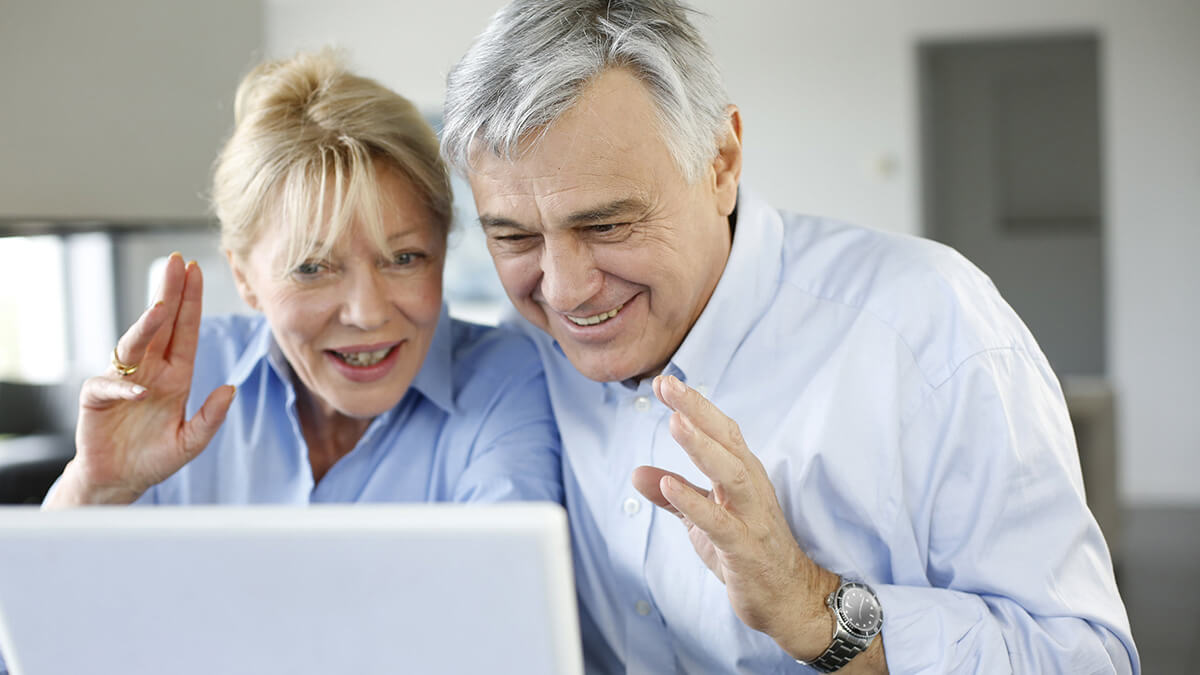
[
  {"xmin": 179, "ymin": 385, "xmax": 236, "ymax": 456},
  {"xmin": 632, "ymin": 465, "xmax": 709, "ymax": 516}
]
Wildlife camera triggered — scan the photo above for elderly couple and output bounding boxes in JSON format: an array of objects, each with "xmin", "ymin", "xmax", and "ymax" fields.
[{"xmin": 41, "ymin": 0, "xmax": 1136, "ymax": 672}]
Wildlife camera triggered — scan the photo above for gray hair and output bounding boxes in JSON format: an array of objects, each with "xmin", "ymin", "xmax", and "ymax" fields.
[{"xmin": 442, "ymin": 0, "xmax": 729, "ymax": 183}]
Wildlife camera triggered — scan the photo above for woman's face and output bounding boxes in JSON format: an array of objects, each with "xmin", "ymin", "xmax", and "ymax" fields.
[{"xmin": 230, "ymin": 168, "xmax": 445, "ymax": 420}]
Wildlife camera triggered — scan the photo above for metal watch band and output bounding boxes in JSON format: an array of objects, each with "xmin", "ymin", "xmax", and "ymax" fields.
[{"xmin": 799, "ymin": 634, "xmax": 865, "ymax": 673}]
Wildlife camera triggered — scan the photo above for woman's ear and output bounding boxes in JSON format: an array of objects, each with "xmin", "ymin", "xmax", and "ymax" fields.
[
  {"xmin": 224, "ymin": 248, "xmax": 260, "ymax": 311},
  {"xmin": 711, "ymin": 105, "xmax": 743, "ymax": 217}
]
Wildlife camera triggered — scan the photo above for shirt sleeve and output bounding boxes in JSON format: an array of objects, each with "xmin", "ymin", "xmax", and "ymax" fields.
[
  {"xmin": 451, "ymin": 351, "xmax": 564, "ymax": 506},
  {"xmin": 875, "ymin": 347, "xmax": 1138, "ymax": 674}
]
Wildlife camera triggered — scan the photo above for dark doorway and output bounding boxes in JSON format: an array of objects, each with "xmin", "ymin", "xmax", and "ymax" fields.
[{"xmin": 920, "ymin": 35, "xmax": 1106, "ymax": 376}]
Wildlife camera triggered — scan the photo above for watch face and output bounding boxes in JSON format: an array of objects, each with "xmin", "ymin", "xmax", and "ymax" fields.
[{"xmin": 835, "ymin": 583, "xmax": 883, "ymax": 639}]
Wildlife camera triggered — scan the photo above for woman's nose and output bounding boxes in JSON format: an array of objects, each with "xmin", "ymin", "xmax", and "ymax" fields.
[{"xmin": 339, "ymin": 269, "xmax": 391, "ymax": 330}]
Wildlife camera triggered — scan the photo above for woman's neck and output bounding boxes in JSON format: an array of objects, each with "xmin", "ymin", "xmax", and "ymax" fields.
[{"xmin": 295, "ymin": 386, "xmax": 372, "ymax": 484}]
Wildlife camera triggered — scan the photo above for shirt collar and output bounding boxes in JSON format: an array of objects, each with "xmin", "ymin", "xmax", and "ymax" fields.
[
  {"xmin": 226, "ymin": 317, "xmax": 281, "ymax": 387},
  {"xmin": 667, "ymin": 186, "xmax": 783, "ymax": 394},
  {"xmin": 224, "ymin": 304, "xmax": 458, "ymax": 415},
  {"xmin": 408, "ymin": 304, "xmax": 457, "ymax": 415}
]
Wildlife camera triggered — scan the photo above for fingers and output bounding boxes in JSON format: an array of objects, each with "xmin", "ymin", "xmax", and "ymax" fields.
[
  {"xmin": 632, "ymin": 465, "xmax": 702, "ymax": 516},
  {"xmin": 163, "ymin": 259, "xmax": 204, "ymax": 364},
  {"xmin": 79, "ymin": 376, "xmax": 149, "ymax": 409},
  {"xmin": 654, "ymin": 375, "xmax": 753, "ymax": 462},
  {"xmin": 178, "ymin": 385, "xmax": 235, "ymax": 457},
  {"xmin": 112, "ymin": 301, "xmax": 169, "ymax": 376},
  {"xmin": 660, "ymin": 473, "xmax": 744, "ymax": 550},
  {"xmin": 653, "ymin": 375, "xmax": 762, "ymax": 504},
  {"xmin": 666, "ymin": 411, "xmax": 756, "ymax": 506},
  {"xmin": 143, "ymin": 252, "xmax": 188, "ymax": 361}
]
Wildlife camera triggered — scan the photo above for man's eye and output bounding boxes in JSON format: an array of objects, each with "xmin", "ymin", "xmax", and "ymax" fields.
[
  {"xmin": 588, "ymin": 224, "xmax": 617, "ymax": 233},
  {"xmin": 494, "ymin": 233, "xmax": 531, "ymax": 243}
]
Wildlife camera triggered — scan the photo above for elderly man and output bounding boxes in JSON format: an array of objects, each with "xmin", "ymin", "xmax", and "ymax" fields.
[{"xmin": 442, "ymin": 1, "xmax": 1138, "ymax": 672}]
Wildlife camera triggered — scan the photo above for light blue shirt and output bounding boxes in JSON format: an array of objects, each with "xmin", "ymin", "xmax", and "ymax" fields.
[
  {"xmin": 0, "ymin": 308, "xmax": 564, "ymax": 675},
  {"xmin": 135, "ymin": 306, "xmax": 564, "ymax": 505},
  {"xmin": 509, "ymin": 188, "xmax": 1137, "ymax": 674}
]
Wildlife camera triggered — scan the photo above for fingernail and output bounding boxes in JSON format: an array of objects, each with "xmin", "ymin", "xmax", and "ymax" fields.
[
  {"xmin": 669, "ymin": 375, "xmax": 686, "ymax": 396},
  {"xmin": 169, "ymin": 251, "xmax": 183, "ymax": 260},
  {"xmin": 131, "ymin": 384, "xmax": 146, "ymax": 395},
  {"xmin": 187, "ymin": 259, "xmax": 198, "ymax": 268}
]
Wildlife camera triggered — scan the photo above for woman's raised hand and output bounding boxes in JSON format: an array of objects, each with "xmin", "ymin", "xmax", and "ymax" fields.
[{"xmin": 46, "ymin": 253, "xmax": 236, "ymax": 507}]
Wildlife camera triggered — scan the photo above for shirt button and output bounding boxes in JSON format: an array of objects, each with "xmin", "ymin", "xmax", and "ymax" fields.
[
  {"xmin": 635, "ymin": 600, "xmax": 652, "ymax": 616},
  {"xmin": 634, "ymin": 395, "xmax": 651, "ymax": 412},
  {"xmin": 622, "ymin": 497, "xmax": 641, "ymax": 516}
]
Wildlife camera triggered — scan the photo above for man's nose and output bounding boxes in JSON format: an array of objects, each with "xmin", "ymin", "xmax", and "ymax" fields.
[
  {"xmin": 339, "ymin": 268, "xmax": 391, "ymax": 330},
  {"xmin": 539, "ymin": 238, "xmax": 601, "ymax": 313}
]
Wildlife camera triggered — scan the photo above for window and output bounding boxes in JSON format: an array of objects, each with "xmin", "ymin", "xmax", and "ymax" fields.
[{"xmin": 0, "ymin": 236, "xmax": 68, "ymax": 384}]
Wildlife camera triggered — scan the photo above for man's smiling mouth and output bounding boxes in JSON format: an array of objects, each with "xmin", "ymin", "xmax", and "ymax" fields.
[{"xmin": 566, "ymin": 303, "xmax": 624, "ymax": 326}]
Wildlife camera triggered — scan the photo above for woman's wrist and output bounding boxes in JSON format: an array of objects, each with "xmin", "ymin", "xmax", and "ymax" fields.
[{"xmin": 43, "ymin": 460, "xmax": 143, "ymax": 508}]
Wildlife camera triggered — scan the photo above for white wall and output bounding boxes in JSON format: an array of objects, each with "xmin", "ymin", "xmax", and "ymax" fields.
[
  {"xmin": 0, "ymin": 0, "xmax": 262, "ymax": 222},
  {"xmin": 701, "ymin": 0, "xmax": 1200, "ymax": 506},
  {"xmin": 266, "ymin": 0, "xmax": 1199, "ymax": 506}
]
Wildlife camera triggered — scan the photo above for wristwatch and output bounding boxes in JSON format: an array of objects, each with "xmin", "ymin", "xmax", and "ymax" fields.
[{"xmin": 795, "ymin": 579, "xmax": 883, "ymax": 673}]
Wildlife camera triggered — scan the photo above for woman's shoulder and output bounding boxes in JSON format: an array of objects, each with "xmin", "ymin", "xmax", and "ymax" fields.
[
  {"xmin": 193, "ymin": 313, "xmax": 270, "ymax": 379},
  {"xmin": 448, "ymin": 317, "xmax": 542, "ymax": 370},
  {"xmin": 444, "ymin": 316, "xmax": 547, "ymax": 403}
]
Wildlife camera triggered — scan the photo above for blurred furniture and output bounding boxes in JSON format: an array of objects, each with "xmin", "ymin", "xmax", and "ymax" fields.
[
  {"xmin": 0, "ymin": 381, "xmax": 73, "ymax": 504},
  {"xmin": 0, "ymin": 434, "xmax": 72, "ymax": 504}
]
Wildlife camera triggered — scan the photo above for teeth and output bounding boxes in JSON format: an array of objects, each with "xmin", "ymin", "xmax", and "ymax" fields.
[
  {"xmin": 567, "ymin": 304, "xmax": 623, "ymax": 326},
  {"xmin": 335, "ymin": 347, "xmax": 391, "ymax": 367}
]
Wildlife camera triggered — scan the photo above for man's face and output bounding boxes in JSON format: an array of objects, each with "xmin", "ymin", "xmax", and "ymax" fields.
[{"xmin": 468, "ymin": 68, "xmax": 741, "ymax": 382}]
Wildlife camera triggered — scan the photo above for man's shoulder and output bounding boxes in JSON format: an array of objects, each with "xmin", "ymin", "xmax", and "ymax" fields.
[{"xmin": 774, "ymin": 212, "xmax": 1038, "ymax": 385}]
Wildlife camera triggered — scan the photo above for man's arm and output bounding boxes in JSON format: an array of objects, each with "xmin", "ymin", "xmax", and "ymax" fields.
[
  {"xmin": 633, "ymin": 374, "xmax": 887, "ymax": 672},
  {"xmin": 634, "ymin": 361, "xmax": 1137, "ymax": 673}
]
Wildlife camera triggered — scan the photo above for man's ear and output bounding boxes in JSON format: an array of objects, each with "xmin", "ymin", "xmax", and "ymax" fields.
[
  {"xmin": 711, "ymin": 105, "xmax": 743, "ymax": 217},
  {"xmin": 224, "ymin": 248, "xmax": 260, "ymax": 311}
]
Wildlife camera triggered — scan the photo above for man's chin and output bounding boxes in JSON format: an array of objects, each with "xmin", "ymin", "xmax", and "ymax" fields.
[{"xmin": 560, "ymin": 346, "xmax": 660, "ymax": 384}]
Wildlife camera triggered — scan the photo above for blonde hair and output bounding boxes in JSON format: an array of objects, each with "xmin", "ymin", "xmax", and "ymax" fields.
[{"xmin": 212, "ymin": 49, "xmax": 451, "ymax": 274}]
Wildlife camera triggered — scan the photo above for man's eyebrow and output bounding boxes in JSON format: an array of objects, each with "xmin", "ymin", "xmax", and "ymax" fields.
[
  {"xmin": 564, "ymin": 197, "xmax": 649, "ymax": 226},
  {"xmin": 478, "ymin": 197, "xmax": 649, "ymax": 230},
  {"xmin": 478, "ymin": 214, "xmax": 526, "ymax": 230}
]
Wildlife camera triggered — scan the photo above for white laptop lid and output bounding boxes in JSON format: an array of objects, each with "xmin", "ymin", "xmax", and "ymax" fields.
[{"xmin": 0, "ymin": 503, "xmax": 582, "ymax": 675}]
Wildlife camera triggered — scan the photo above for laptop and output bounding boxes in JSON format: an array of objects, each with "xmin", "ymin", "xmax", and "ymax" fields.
[{"xmin": 0, "ymin": 503, "xmax": 582, "ymax": 675}]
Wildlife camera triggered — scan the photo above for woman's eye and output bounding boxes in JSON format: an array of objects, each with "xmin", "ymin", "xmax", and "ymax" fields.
[
  {"xmin": 392, "ymin": 251, "xmax": 423, "ymax": 266},
  {"xmin": 294, "ymin": 260, "xmax": 324, "ymax": 276}
]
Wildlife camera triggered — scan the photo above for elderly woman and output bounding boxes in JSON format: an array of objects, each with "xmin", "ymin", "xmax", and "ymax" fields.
[{"xmin": 44, "ymin": 50, "xmax": 562, "ymax": 507}]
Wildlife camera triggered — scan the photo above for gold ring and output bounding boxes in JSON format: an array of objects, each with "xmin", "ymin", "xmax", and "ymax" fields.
[{"xmin": 112, "ymin": 347, "xmax": 139, "ymax": 376}]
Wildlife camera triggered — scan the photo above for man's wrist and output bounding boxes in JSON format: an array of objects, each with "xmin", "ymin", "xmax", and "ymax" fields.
[{"xmin": 772, "ymin": 559, "xmax": 842, "ymax": 662}]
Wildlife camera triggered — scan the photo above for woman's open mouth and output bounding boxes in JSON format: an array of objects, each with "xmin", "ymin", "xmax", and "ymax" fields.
[{"xmin": 330, "ymin": 346, "xmax": 395, "ymax": 367}]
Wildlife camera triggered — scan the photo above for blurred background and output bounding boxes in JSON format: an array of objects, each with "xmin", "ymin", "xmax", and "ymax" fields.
[{"xmin": 1, "ymin": 0, "xmax": 1197, "ymax": 670}]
